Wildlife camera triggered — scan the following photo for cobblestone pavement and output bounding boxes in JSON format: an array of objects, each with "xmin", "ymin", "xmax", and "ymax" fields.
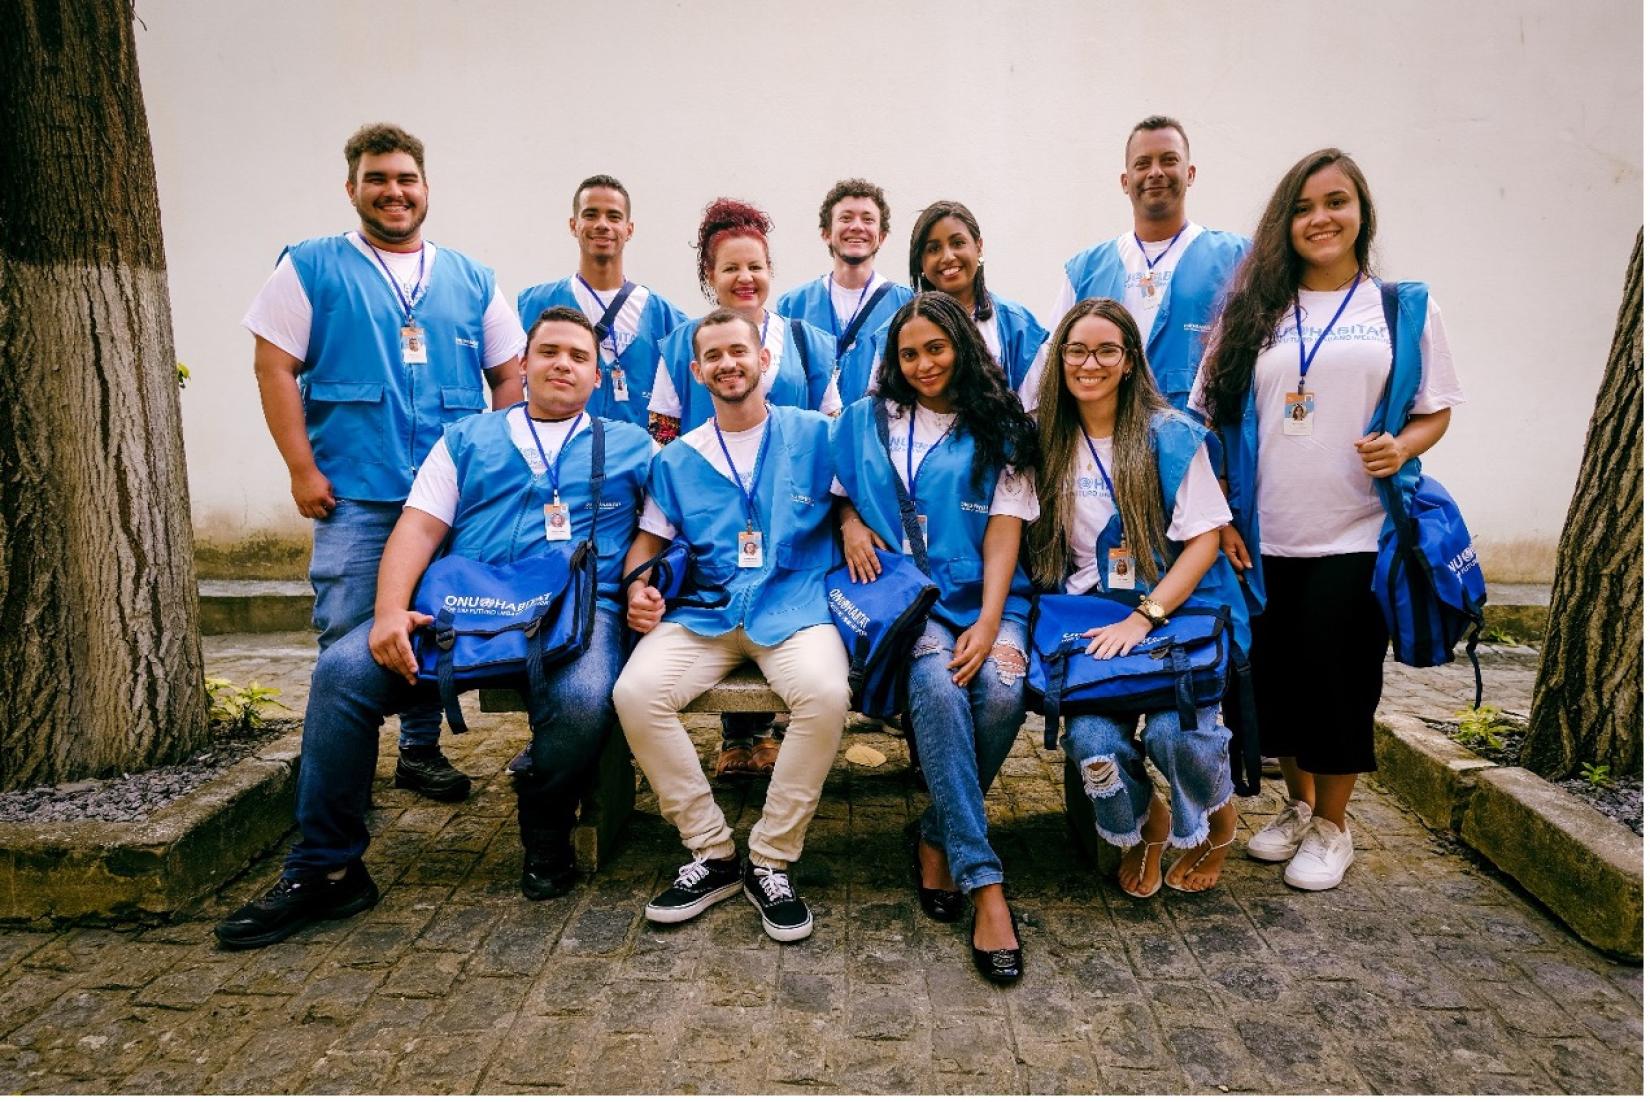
[{"xmin": 0, "ymin": 635, "xmax": 1639, "ymax": 1094}]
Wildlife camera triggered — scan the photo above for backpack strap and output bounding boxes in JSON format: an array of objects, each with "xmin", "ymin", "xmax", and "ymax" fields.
[
  {"xmin": 1041, "ymin": 653, "xmax": 1065, "ymax": 750},
  {"xmin": 873, "ymin": 400, "xmax": 931, "ymax": 573},
  {"xmin": 790, "ymin": 317, "xmax": 811, "ymax": 380},
  {"xmin": 432, "ymin": 607, "xmax": 470, "ymax": 734},
  {"xmin": 592, "ymin": 281, "xmax": 637, "ymax": 350},
  {"xmin": 837, "ymin": 282, "xmax": 897, "ymax": 358},
  {"xmin": 1225, "ymin": 643, "xmax": 1262, "ymax": 797}
]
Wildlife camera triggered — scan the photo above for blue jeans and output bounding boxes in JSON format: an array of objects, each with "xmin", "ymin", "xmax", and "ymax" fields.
[
  {"xmin": 309, "ymin": 499, "xmax": 441, "ymax": 750},
  {"xmin": 286, "ymin": 609, "xmax": 624, "ymax": 875},
  {"xmin": 907, "ymin": 618, "xmax": 1028, "ymax": 893},
  {"xmin": 1062, "ymin": 706, "xmax": 1234, "ymax": 849}
]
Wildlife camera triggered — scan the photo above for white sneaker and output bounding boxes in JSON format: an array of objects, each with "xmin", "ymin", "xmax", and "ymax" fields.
[
  {"xmin": 1282, "ymin": 817, "xmax": 1355, "ymax": 891},
  {"xmin": 1246, "ymin": 800, "xmax": 1313, "ymax": 862}
]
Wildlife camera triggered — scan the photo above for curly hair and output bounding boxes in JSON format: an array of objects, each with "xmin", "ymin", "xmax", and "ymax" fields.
[
  {"xmin": 1198, "ymin": 148, "xmax": 1378, "ymax": 427},
  {"xmin": 907, "ymin": 199, "xmax": 994, "ymax": 322},
  {"xmin": 694, "ymin": 197, "xmax": 773, "ymax": 301},
  {"xmin": 817, "ymin": 178, "xmax": 891, "ymax": 237},
  {"xmin": 344, "ymin": 123, "xmax": 425, "ymax": 184},
  {"xmin": 875, "ymin": 292, "xmax": 1039, "ymax": 490}
]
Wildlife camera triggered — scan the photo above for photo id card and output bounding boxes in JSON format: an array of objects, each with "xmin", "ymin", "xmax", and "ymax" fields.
[
  {"xmin": 610, "ymin": 368, "xmax": 630, "ymax": 402},
  {"xmin": 543, "ymin": 501, "xmax": 572, "ymax": 542},
  {"xmin": 737, "ymin": 529, "xmax": 764, "ymax": 569},
  {"xmin": 400, "ymin": 324, "xmax": 428, "ymax": 365},
  {"xmin": 1106, "ymin": 546, "xmax": 1136, "ymax": 590},
  {"xmin": 1283, "ymin": 391, "xmax": 1315, "ymax": 436}
]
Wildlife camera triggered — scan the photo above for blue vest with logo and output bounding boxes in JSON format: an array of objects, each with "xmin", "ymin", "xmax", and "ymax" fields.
[
  {"xmin": 842, "ymin": 291, "xmax": 1049, "ymax": 403},
  {"xmin": 1213, "ymin": 280, "xmax": 1431, "ymax": 618},
  {"xmin": 656, "ymin": 314, "xmax": 836, "ymax": 433},
  {"xmin": 1080, "ymin": 410, "xmax": 1250, "ymax": 653},
  {"xmin": 831, "ymin": 396, "xmax": 1034, "ymax": 631},
  {"xmin": 1065, "ymin": 229, "xmax": 1249, "ymax": 411},
  {"xmin": 515, "ymin": 278, "xmax": 687, "ymax": 428},
  {"xmin": 441, "ymin": 407, "xmax": 653, "ymax": 614},
  {"xmin": 780, "ymin": 276, "xmax": 914, "ymax": 407},
  {"xmin": 647, "ymin": 405, "xmax": 837, "ymax": 645},
  {"xmin": 285, "ymin": 234, "xmax": 496, "ymax": 502}
]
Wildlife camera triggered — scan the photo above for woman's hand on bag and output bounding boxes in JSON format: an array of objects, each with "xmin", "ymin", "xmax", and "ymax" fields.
[
  {"xmin": 841, "ymin": 513, "xmax": 889, "ymax": 584},
  {"xmin": 1355, "ymin": 431, "xmax": 1409, "ymax": 478},
  {"xmin": 1084, "ymin": 613, "xmax": 1152, "ymax": 660},
  {"xmin": 1219, "ymin": 524, "xmax": 1252, "ymax": 573},
  {"xmin": 628, "ymin": 582, "xmax": 666, "ymax": 634},
  {"xmin": 370, "ymin": 610, "xmax": 434, "ymax": 685}
]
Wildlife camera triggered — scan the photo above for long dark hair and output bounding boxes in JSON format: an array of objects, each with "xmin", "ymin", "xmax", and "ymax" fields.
[
  {"xmin": 907, "ymin": 200, "xmax": 994, "ymax": 321},
  {"xmin": 1026, "ymin": 299, "xmax": 1172, "ymax": 588},
  {"xmin": 875, "ymin": 292, "xmax": 1038, "ymax": 489},
  {"xmin": 1198, "ymin": 148, "xmax": 1378, "ymax": 427}
]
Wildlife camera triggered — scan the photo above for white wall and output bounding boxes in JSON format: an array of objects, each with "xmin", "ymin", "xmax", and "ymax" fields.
[{"xmin": 135, "ymin": 0, "xmax": 1642, "ymax": 565}]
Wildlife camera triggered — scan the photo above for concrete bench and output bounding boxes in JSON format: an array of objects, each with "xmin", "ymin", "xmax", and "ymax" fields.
[{"xmin": 479, "ymin": 662, "xmax": 785, "ymax": 871}]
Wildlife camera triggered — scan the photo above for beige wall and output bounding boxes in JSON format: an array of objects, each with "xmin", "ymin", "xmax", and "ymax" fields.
[{"xmin": 135, "ymin": 0, "xmax": 1642, "ymax": 578}]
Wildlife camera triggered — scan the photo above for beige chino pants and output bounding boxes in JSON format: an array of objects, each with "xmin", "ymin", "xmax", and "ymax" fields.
[{"xmin": 613, "ymin": 622, "xmax": 850, "ymax": 868}]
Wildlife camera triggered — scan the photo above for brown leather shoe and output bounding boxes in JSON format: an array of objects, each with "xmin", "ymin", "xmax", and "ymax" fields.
[
  {"xmin": 748, "ymin": 736, "xmax": 782, "ymax": 776},
  {"xmin": 715, "ymin": 743, "xmax": 757, "ymax": 778}
]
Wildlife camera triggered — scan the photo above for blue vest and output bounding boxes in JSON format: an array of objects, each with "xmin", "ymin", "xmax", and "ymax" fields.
[
  {"xmin": 831, "ymin": 396, "xmax": 1034, "ymax": 631},
  {"xmin": 1065, "ymin": 229, "xmax": 1249, "ymax": 411},
  {"xmin": 1079, "ymin": 410, "xmax": 1251, "ymax": 653},
  {"xmin": 515, "ymin": 278, "xmax": 687, "ymax": 428},
  {"xmin": 286, "ymin": 235, "xmax": 497, "ymax": 502},
  {"xmin": 441, "ymin": 408, "xmax": 653, "ymax": 614},
  {"xmin": 656, "ymin": 315, "xmax": 836, "ymax": 433},
  {"xmin": 647, "ymin": 405, "xmax": 838, "ymax": 645},
  {"xmin": 1214, "ymin": 280, "xmax": 1431, "ymax": 618},
  {"xmin": 779, "ymin": 277, "xmax": 914, "ymax": 407},
  {"xmin": 840, "ymin": 292, "xmax": 1048, "ymax": 403}
]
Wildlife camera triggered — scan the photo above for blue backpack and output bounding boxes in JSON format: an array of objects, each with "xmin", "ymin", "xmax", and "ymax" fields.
[
  {"xmin": 412, "ymin": 418, "xmax": 606, "ymax": 733},
  {"xmin": 1371, "ymin": 284, "xmax": 1488, "ymax": 705},
  {"xmin": 826, "ymin": 549, "xmax": 941, "ymax": 719}
]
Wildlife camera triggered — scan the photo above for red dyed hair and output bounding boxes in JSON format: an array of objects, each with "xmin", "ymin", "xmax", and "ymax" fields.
[{"xmin": 696, "ymin": 197, "xmax": 772, "ymax": 300}]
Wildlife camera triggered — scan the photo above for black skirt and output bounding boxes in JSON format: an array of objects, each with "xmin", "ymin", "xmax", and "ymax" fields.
[{"xmin": 1248, "ymin": 552, "xmax": 1388, "ymax": 775}]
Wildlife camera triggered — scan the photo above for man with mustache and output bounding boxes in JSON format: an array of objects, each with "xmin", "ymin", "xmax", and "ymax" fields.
[
  {"xmin": 243, "ymin": 123, "xmax": 524, "ymax": 803},
  {"xmin": 1018, "ymin": 115, "xmax": 1249, "ymax": 414},
  {"xmin": 614, "ymin": 308, "xmax": 849, "ymax": 943}
]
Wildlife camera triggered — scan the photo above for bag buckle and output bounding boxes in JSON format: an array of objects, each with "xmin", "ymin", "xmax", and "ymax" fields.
[{"xmin": 433, "ymin": 623, "xmax": 456, "ymax": 651}]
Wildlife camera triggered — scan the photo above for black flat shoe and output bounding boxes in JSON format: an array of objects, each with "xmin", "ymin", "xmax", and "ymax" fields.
[
  {"xmin": 971, "ymin": 909, "xmax": 1023, "ymax": 985},
  {"xmin": 906, "ymin": 823, "xmax": 964, "ymax": 923}
]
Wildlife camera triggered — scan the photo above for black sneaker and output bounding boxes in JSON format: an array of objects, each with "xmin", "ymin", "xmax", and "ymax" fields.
[
  {"xmin": 522, "ymin": 844, "xmax": 578, "ymax": 900},
  {"xmin": 214, "ymin": 861, "xmax": 378, "ymax": 949},
  {"xmin": 743, "ymin": 861, "xmax": 813, "ymax": 942},
  {"xmin": 644, "ymin": 855, "xmax": 743, "ymax": 924},
  {"xmin": 394, "ymin": 749, "xmax": 472, "ymax": 802},
  {"xmin": 506, "ymin": 746, "xmax": 532, "ymax": 775}
]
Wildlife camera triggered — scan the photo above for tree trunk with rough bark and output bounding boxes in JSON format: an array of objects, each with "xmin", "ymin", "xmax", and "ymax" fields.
[
  {"xmin": 0, "ymin": 0, "xmax": 208, "ymax": 789},
  {"xmin": 1523, "ymin": 230, "xmax": 1643, "ymax": 780}
]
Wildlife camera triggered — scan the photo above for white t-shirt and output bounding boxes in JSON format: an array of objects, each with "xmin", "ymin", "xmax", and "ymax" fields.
[
  {"xmin": 648, "ymin": 310, "xmax": 842, "ymax": 419},
  {"xmin": 829, "ymin": 271, "xmax": 888, "ymax": 331},
  {"xmin": 1063, "ymin": 436, "xmax": 1231, "ymax": 594},
  {"xmin": 1021, "ymin": 223, "xmax": 1206, "ymax": 412},
  {"xmin": 827, "ymin": 400, "xmax": 1040, "ymax": 524},
  {"xmin": 1191, "ymin": 280, "xmax": 1465, "ymax": 557},
  {"xmin": 242, "ymin": 232, "xmax": 525, "ymax": 368},
  {"xmin": 568, "ymin": 277, "xmax": 651, "ymax": 365},
  {"xmin": 639, "ymin": 415, "xmax": 772, "ymax": 540}
]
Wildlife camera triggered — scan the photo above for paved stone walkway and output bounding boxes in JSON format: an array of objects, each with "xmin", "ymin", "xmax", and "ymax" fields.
[{"xmin": 0, "ymin": 634, "xmax": 1639, "ymax": 1094}]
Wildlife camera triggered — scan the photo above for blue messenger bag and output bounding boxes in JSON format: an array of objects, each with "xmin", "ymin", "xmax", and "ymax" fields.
[
  {"xmin": 412, "ymin": 418, "xmax": 606, "ymax": 734},
  {"xmin": 619, "ymin": 537, "xmax": 730, "ymax": 612},
  {"xmin": 826, "ymin": 548, "xmax": 941, "ymax": 720}
]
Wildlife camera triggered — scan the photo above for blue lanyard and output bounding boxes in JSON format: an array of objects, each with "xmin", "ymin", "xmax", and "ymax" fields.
[
  {"xmin": 1133, "ymin": 223, "xmax": 1187, "ymax": 272},
  {"xmin": 522, "ymin": 406, "xmax": 585, "ymax": 503},
  {"xmin": 1293, "ymin": 274, "xmax": 1363, "ymax": 390},
  {"xmin": 575, "ymin": 275, "xmax": 622, "ymax": 363},
  {"xmin": 363, "ymin": 235, "xmax": 426, "ymax": 322},
  {"xmin": 828, "ymin": 275, "xmax": 873, "ymax": 341},
  {"xmin": 712, "ymin": 410, "xmax": 772, "ymax": 529},
  {"xmin": 1081, "ymin": 433, "xmax": 1117, "ymax": 501},
  {"xmin": 904, "ymin": 406, "xmax": 954, "ymax": 498}
]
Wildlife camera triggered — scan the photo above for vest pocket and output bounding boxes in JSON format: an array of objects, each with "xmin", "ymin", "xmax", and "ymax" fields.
[
  {"xmin": 305, "ymin": 381, "xmax": 389, "ymax": 472},
  {"xmin": 441, "ymin": 387, "xmax": 487, "ymax": 412}
]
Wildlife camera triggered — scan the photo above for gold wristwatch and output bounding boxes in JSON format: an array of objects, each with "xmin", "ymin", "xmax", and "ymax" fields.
[{"xmin": 1135, "ymin": 596, "xmax": 1169, "ymax": 628}]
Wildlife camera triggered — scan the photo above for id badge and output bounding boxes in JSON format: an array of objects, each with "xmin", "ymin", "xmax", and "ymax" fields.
[
  {"xmin": 1283, "ymin": 391, "xmax": 1315, "ymax": 436},
  {"xmin": 902, "ymin": 514, "xmax": 929, "ymax": 555},
  {"xmin": 611, "ymin": 368, "xmax": 630, "ymax": 402},
  {"xmin": 1141, "ymin": 272, "xmax": 1156, "ymax": 299},
  {"xmin": 737, "ymin": 529, "xmax": 764, "ymax": 569},
  {"xmin": 543, "ymin": 501, "xmax": 572, "ymax": 542},
  {"xmin": 400, "ymin": 324, "xmax": 428, "ymax": 365},
  {"xmin": 1106, "ymin": 546, "xmax": 1136, "ymax": 590}
]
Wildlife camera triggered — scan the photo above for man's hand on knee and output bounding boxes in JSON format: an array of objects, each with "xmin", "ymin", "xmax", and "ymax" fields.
[{"xmin": 369, "ymin": 610, "xmax": 433, "ymax": 684}]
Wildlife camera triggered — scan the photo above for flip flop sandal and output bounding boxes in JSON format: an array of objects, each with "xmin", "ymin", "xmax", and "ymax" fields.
[
  {"xmin": 1119, "ymin": 839, "xmax": 1168, "ymax": 899},
  {"xmin": 1165, "ymin": 835, "xmax": 1237, "ymax": 894}
]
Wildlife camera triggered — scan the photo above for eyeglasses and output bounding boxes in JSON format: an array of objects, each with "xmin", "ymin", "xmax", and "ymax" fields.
[{"xmin": 1060, "ymin": 342, "xmax": 1126, "ymax": 368}]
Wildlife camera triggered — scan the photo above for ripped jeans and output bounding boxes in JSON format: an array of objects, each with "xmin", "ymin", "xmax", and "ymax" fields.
[
  {"xmin": 1062, "ymin": 706, "xmax": 1233, "ymax": 850},
  {"xmin": 908, "ymin": 618, "xmax": 1028, "ymax": 893}
]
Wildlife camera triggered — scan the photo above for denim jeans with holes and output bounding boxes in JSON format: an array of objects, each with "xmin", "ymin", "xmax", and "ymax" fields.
[
  {"xmin": 1062, "ymin": 705, "xmax": 1233, "ymax": 850},
  {"xmin": 308, "ymin": 499, "xmax": 441, "ymax": 750},
  {"xmin": 907, "ymin": 618, "xmax": 1028, "ymax": 893}
]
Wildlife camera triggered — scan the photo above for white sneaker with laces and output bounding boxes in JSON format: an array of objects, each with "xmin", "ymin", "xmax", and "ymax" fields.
[
  {"xmin": 1282, "ymin": 817, "xmax": 1355, "ymax": 891},
  {"xmin": 1246, "ymin": 800, "xmax": 1314, "ymax": 862}
]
